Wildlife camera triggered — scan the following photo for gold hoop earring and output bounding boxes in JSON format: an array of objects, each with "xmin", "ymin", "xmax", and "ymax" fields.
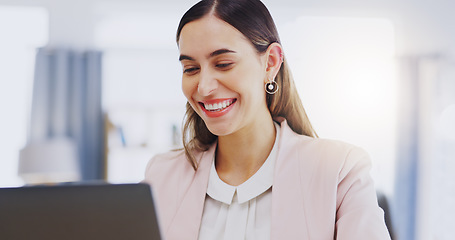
[{"xmin": 265, "ymin": 77, "xmax": 279, "ymax": 94}]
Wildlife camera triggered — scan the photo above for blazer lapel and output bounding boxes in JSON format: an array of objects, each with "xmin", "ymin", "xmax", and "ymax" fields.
[
  {"xmin": 271, "ymin": 120, "xmax": 310, "ymax": 239},
  {"xmin": 166, "ymin": 144, "xmax": 215, "ymax": 240},
  {"xmin": 165, "ymin": 120, "xmax": 311, "ymax": 239}
]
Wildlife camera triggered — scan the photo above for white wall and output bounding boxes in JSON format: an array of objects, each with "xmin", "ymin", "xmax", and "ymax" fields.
[
  {"xmin": 0, "ymin": 5, "xmax": 48, "ymax": 187},
  {"xmin": 0, "ymin": 0, "xmax": 454, "ymax": 56},
  {"xmin": 264, "ymin": 0, "xmax": 455, "ymax": 56}
]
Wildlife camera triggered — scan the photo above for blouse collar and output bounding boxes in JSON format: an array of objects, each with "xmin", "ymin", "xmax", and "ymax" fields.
[{"xmin": 206, "ymin": 122, "xmax": 280, "ymax": 205}]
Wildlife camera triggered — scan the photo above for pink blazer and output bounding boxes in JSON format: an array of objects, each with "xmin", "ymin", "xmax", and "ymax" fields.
[{"xmin": 143, "ymin": 119, "xmax": 391, "ymax": 240}]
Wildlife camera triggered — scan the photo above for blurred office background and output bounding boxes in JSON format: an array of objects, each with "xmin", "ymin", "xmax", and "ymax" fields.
[{"xmin": 0, "ymin": 0, "xmax": 454, "ymax": 239}]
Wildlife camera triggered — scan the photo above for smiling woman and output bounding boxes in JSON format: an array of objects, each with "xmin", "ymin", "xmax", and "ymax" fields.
[
  {"xmin": 142, "ymin": 0, "xmax": 391, "ymax": 239},
  {"xmin": 179, "ymin": 15, "xmax": 276, "ymax": 140}
]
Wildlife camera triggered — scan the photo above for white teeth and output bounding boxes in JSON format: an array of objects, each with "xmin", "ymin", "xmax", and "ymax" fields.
[{"xmin": 204, "ymin": 100, "xmax": 234, "ymax": 111}]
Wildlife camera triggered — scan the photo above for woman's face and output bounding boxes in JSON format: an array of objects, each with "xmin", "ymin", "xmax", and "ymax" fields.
[{"xmin": 178, "ymin": 15, "xmax": 271, "ymax": 137}]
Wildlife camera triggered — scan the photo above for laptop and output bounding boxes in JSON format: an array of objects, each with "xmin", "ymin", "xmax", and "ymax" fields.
[{"xmin": 0, "ymin": 183, "xmax": 161, "ymax": 240}]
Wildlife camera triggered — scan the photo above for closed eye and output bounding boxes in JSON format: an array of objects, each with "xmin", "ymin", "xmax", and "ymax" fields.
[
  {"xmin": 216, "ymin": 62, "xmax": 233, "ymax": 69},
  {"xmin": 183, "ymin": 67, "xmax": 200, "ymax": 74}
]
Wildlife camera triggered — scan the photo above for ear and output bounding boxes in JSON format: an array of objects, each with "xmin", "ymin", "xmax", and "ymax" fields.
[{"xmin": 264, "ymin": 42, "xmax": 284, "ymax": 83}]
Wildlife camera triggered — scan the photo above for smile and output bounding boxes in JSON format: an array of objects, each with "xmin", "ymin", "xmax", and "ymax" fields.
[
  {"xmin": 203, "ymin": 99, "xmax": 235, "ymax": 112},
  {"xmin": 199, "ymin": 98, "xmax": 237, "ymax": 118}
]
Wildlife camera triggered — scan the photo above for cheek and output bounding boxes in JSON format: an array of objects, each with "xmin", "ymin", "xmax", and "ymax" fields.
[
  {"xmin": 182, "ymin": 80, "xmax": 201, "ymax": 113},
  {"xmin": 231, "ymin": 65, "xmax": 266, "ymax": 96},
  {"xmin": 181, "ymin": 78, "xmax": 197, "ymax": 100}
]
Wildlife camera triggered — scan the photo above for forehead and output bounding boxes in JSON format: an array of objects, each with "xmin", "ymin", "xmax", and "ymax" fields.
[{"xmin": 178, "ymin": 15, "xmax": 253, "ymax": 56}]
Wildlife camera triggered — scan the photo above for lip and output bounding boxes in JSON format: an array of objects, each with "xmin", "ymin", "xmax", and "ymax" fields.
[{"xmin": 199, "ymin": 98, "xmax": 237, "ymax": 118}]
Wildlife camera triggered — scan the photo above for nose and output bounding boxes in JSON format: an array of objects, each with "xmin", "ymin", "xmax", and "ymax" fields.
[{"xmin": 197, "ymin": 68, "xmax": 218, "ymax": 96}]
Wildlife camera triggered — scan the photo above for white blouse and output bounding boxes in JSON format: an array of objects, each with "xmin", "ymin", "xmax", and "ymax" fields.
[{"xmin": 198, "ymin": 124, "xmax": 280, "ymax": 240}]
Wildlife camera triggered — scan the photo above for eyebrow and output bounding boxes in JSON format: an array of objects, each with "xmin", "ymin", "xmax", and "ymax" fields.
[
  {"xmin": 179, "ymin": 48, "xmax": 236, "ymax": 61},
  {"xmin": 210, "ymin": 48, "xmax": 236, "ymax": 57},
  {"xmin": 179, "ymin": 55, "xmax": 194, "ymax": 61}
]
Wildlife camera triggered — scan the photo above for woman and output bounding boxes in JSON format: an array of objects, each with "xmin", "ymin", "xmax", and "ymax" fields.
[{"xmin": 143, "ymin": 0, "xmax": 391, "ymax": 239}]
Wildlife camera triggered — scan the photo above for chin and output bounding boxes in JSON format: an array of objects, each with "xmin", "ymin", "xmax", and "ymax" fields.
[{"xmin": 205, "ymin": 123, "xmax": 234, "ymax": 137}]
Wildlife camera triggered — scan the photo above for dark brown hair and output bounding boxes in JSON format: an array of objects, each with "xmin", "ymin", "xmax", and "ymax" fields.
[{"xmin": 177, "ymin": 0, "xmax": 317, "ymax": 169}]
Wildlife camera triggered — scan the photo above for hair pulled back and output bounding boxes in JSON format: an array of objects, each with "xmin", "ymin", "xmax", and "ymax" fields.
[{"xmin": 177, "ymin": 0, "xmax": 316, "ymax": 169}]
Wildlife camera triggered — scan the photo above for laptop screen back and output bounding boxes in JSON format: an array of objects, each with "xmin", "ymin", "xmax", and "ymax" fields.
[{"xmin": 0, "ymin": 183, "xmax": 161, "ymax": 240}]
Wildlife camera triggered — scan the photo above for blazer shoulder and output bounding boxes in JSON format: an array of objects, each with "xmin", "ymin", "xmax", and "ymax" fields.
[
  {"xmin": 310, "ymin": 138, "xmax": 371, "ymax": 175},
  {"xmin": 298, "ymin": 135, "xmax": 369, "ymax": 164},
  {"xmin": 300, "ymin": 134, "xmax": 363, "ymax": 152},
  {"xmin": 287, "ymin": 133, "xmax": 372, "ymax": 183},
  {"xmin": 146, "ymin": 149, "xmax": 186, "ymax": 169},
  {"xmin": 143, "ymin": 149, "xmax": 193, "ymax": 185}
]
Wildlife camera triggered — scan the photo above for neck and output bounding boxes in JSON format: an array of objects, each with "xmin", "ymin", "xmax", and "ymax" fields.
[{"xmin": 215, "ymin": 116, "xmax": 276, "ymax": 186}]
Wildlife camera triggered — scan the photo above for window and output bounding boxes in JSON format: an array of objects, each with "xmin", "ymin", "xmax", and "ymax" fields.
[{"xmin": 280, "ymin": 17, "xmax": 397, "ymax": 196}]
